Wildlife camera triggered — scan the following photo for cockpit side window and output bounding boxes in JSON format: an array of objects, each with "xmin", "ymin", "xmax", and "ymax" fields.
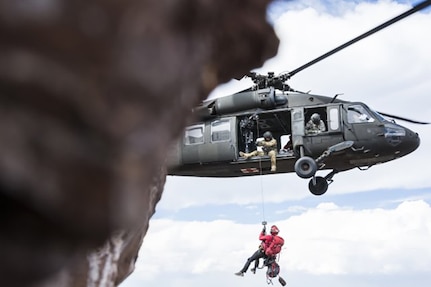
[{"xmin": 347, "ymin": 104, "xmax": 375, "ymax": 123}]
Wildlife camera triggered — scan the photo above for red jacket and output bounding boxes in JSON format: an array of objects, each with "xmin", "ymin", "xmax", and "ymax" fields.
[
  {"xmin": 259, "ymin": 231, "xmax": 273, "ymax": 250},
  {"xmin": 259, "ymin": 231, "xmax": 284, "ymax": 256}
]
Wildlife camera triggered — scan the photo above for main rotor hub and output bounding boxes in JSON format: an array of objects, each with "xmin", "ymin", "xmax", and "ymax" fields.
[{"xmin": 248, "ymin": 72, "xmax": 291, "ymax": 91}]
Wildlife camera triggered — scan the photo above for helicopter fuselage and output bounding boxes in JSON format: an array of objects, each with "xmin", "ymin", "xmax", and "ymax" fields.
[
  {"xmin": 167, "ymin": 0, "xmax": 431, "ymax": 195},
  {"xmin": 167, "ymin": 88, "xmax": 420, "ymax": 191}
]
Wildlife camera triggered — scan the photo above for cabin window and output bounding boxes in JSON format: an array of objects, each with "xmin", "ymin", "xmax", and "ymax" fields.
[
  {"xmin": 184, "ymin": 124, "xmax": 204, "ymax": 145},
  {"xmin": 211, "ymin": 119, "xmax": 231, "ymax": 142},
  {"xmin": 329, "ymin": 107, "xmax": 340, "ymax": 130},
  {"xmin": 347, "ymin": 104, "xmax": 375, "ymax": 123}
]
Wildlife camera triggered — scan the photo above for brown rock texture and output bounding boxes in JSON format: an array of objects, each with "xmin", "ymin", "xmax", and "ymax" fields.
[{"xmin": 0, "ymin": 0, "xmax": 279, "ymax": 286}]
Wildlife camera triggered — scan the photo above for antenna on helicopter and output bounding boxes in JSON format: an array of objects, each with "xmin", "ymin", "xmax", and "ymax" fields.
[{"xmin": 331, "ymin": 94, "xmax": 344, "ymax": 103}]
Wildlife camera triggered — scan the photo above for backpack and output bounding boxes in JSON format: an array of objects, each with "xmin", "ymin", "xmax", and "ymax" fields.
[
  {"xmin": 266, "ymin": 235, "xmax": 284, "ymax": 256},
  {"xmin": 264, "ymin": 256, "xmax": 287, "ymax": 286},
  {"xmin": 266, "ymin": 261, "xmax": 280, "ymax": 278}
]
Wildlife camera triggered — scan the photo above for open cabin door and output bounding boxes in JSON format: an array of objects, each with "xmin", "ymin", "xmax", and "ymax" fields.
[
  {"xmin": 236, "ymin": 110, "xmax": 293, "ymax": 154},
  {"xmin": 181, "ymin": 117, "xmax": 237, "ymax": 164}
]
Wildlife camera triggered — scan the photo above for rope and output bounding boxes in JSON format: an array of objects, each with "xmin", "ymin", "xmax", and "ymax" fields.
[
  {"xmin": 266, "ymin": 277, "xmax": 274, "ymax": 285},
  {"xmin": 260, "ymin": 176, "xmax": 266, "ymax": 222},
  {"xmin": 255, "ymin": 117, "xmax": 266, "ymax": 223}
]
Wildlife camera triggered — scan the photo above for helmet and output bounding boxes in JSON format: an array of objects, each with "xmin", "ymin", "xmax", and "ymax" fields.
[
  {"xmin": 311, "ymin": 113, "xmax": 321, "ymax": 125},
  {"xmin": 263, "ymin": 131, "xmax": 273, "ymax": 141},
  {"xmin": 270, "ymin": 225, "xmax": 279, "ymax": 235}
]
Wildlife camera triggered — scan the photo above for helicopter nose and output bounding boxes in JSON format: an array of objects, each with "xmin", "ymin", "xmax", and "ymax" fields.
[
  {"xmin": 383, "ymin": 123, "xmax": 420, "ymax": 157},
  {"xmin": 406, "ymin": 129, "xmax": 420, "ymax": 153},
  {"xmin": 398, "ymin": 127, "xmax": 420, "ymax": 156}
]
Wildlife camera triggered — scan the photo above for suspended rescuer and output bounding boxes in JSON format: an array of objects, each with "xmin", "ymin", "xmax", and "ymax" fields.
[
  {"xmin": 234, "ymin": 224, "xmax": 284, "ymax": 277},
  {"xmin": 239, "ymin": 131, "xmax": 277, "ymax": 171}
]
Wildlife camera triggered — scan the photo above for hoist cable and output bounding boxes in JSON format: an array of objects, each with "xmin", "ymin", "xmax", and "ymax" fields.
[{"xmin": 255, "ymin": 118, "xmax": 266, "ymax": 222}]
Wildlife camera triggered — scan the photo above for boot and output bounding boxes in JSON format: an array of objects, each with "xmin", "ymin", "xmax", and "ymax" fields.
[
  {"xmin": 239, "ymin": 152, "xmax": 250, "ymax": 159},
  {"xmin": 234, "ymin": 271, "xmax": 244, "ymax": 277},
  {"xmin": 251, "ymin": 268, "xmax": 256, "ymax": 274},
  {"xmin": 271, "ymin": 165, "xmax": 276, "ymax": 172}
]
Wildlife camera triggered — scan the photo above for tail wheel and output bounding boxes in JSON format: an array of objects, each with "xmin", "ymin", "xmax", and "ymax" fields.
[
  {"xmin": 294, "ymin": 156, "xmax": 317, "ymax": 178},
  {"xmin": 309, "ymin": 176, "xmax": 328, "ymax": 196}
]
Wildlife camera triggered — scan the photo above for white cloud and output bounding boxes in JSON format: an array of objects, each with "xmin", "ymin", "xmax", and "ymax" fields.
[
  {"xmin": 285, "ymin": 200, "xmax": 431, "ymax": 274},
  {"xmin": 122, "ymin": 200, "xmax": 431, "ymax": 287}
]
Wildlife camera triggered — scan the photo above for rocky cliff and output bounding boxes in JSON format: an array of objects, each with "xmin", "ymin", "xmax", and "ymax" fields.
[{"xmin": 0, "ymin": 0, "xmax": 279, "ymax": 286}]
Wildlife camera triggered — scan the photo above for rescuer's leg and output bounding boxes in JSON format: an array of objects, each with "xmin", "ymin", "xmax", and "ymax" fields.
[{"xmin": 269, "ymin": 150, "xmax": 276, "ymax": 171}]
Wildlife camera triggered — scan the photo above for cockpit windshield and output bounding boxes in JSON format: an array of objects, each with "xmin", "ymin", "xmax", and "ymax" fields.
[
  {"xmin": 369, "ymin": 109, "xmax": 387, "ymax": 122},
  {"xmin": 347, "ymin": 104, "xmax": 375, "ymax": 123}
]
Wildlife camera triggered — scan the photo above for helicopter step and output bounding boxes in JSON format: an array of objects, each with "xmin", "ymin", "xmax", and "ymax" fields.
[
  {"xmin": 235, "ymin": 151, "xmax": 296, "ymax": 174},
  {"xmin": 236, "ymin": 150, "xmax": 295, "ymax": 162},
  {"xmin": 236, "ymin": 150, "xmax": 296, "ymax": 164}
]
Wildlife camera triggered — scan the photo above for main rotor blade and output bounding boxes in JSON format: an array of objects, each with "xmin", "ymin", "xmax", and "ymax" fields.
[
  {"xmin": 377, "ymin": 111, "xmax": 430, "ymax": 125},
  {"xmin": 288, "ymin": 0, "xmax": 431, "ymax": 77}
]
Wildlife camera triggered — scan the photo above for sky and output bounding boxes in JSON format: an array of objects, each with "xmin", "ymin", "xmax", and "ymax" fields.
[{"xmin": 121, "ymin": 1, "xmax": 431, "ymax": 286}]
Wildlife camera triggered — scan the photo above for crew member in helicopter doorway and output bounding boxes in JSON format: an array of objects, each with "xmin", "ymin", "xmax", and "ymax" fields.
[
  {"xmin": 239, "ymin": 131, "xmax": 277, "ymax": 171},
  {"xmin": 305, "ymin": 113, "xmax": 326, "ymax": 134}
]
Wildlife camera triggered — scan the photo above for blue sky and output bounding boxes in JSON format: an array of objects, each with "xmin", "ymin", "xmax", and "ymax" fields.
[{"xmin": 121, "ymin": 1, "xmax": 431, "ymax": 286}]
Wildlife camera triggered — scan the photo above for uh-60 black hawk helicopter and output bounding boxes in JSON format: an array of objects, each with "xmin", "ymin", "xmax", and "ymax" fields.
[{"xmin": 167, "ymin": 1, "xmax": 431, "ymax": 196}]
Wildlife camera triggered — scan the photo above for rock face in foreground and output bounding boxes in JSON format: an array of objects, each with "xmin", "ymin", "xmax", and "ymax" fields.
[{"xmin": 0, "ymin": 0, "xmax": 279, "ymax": 286}]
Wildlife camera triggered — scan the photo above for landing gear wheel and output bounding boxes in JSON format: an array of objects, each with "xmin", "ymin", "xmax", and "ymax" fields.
[
  {"xmin": 294, "ymin": 156, "xmax": 317, "ymax": 178},
  {"xmin": 309, "ymin": 176, "xmax": 328, "ymax": 196}
]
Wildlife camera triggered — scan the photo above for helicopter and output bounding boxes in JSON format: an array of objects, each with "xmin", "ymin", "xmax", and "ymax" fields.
[{"xmin": 167, "ymin": 0, "xmax": 430, "ymax": 196}]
